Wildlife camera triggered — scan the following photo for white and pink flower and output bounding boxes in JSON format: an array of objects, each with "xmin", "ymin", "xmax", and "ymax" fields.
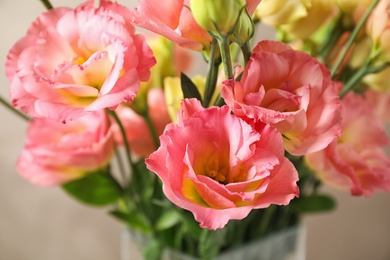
[
  {"xmin": 305, "ymin": 91, "xmax": 390, "ymax": 196},
  {"xmin": 17, "ymin": 111, "xmax": 115, "ymax": 186},
  {"xmin": 146, "ymin": 99, "xmax": 299, "ymax": 230},
  {"xmin": 6, "ymin": 0, "xmax": 155, "ymax": 122},
  {"xmin": 222, "ymin": 40, "xmax": 342, "ymax": 155}
]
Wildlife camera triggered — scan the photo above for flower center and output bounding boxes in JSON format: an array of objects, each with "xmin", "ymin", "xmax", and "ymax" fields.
[{"xmin": 204, "ymin": 158, "xmax": 233, "ymax": 184}]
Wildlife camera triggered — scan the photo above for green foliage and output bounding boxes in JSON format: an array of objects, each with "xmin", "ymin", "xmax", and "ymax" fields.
[
  {"xmin": 143, "ymin": 238, "xmax": 163, "ymax": 260},
  {"xmin": 155, "ymin": 209, "xmax": 182, "ymax": 231},
  {"xmin": 179, "ymin": 210, "xmax": 203, "ymax": 239},
  {"xmin": 62, "ymin": 169, "xmax": 121, "ymax": 206},
  {"xmin": 291, "ymin": 194, "xmax": 336, "ymax": 213},
  {"xmin": 199, "ymin": 228, "xmax": 227, "ymax": 259},
  {"xmin": 180, "ymin": 72, "xmax": 203, "ymax": 101},
  {"xmin": 110, "ymin": 210, "xmax": 152, "ymax": 233}
]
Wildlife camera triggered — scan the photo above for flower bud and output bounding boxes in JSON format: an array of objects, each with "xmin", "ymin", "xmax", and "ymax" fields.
[
  {"xmin": 190, "ymin": 0, "xmax": 245, "ymax": 37},
  {"xmin": 366, "ymin": 0, "xmax": 390, "ymax": 61},
  {"xmin": 230, "ymin": 8, "xmax": 255, "ymax": 46}
]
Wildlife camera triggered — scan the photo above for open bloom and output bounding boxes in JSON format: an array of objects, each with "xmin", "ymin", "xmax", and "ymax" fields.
[
  {"xmin": 111, "ymin": 88, "xmax": 171, "ymax": 157},
  {"xmin": 146, "ymin": 99, "xmax": 299, "ymax": 230},
  {"xmin": 17, "ymin": 111, "xmax": 115, "ymax": 186},
  {"xmin": 6, "ymin": 0, "xmax": 155, "ymax": 122},
  {"xmin": 305, "ymin": 91, "xmax": 390, "ymax": 196},
  {"xmin": 222, "ymin": 40, "xmax": 342, "ymax": 155}
]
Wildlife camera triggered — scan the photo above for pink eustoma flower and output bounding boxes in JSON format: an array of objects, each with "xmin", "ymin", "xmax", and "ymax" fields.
[
  {"xmin": 364, "ymin": 89, "xmax": 390, "ymax": 124},
  {"xmin": 146, "ymin": 99, "xmax": 299, "ymax": 230},
  {"xmin": 17, "ymin": 111, "xmax": 115, "ymax": 186},
  {"xmin": 6, "ymin": 0, "xmax": 155, "ymax": 122},
  {"xmin": 111, "ymin": 88, "xmax": 171, "ymax": 157},
  {"xmin": 222, "ymin": 40, "xmax": 342, "ymax": 155},
  {"xmin": 305, "ymin": 91, "xmax": 390, "ymax": 196}
]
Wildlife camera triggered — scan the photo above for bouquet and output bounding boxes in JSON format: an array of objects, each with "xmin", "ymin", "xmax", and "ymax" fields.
[{"xmin": 2, "ymin": 0, "xmax": 390, "ymax": 259}]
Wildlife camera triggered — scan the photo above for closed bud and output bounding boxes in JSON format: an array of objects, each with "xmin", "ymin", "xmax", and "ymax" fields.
[
  {"xmin": 230, "ymin": 8, "xmax": 255, "ymax": 46},
  {"xmin": 190, "ymin": 0, "xmax": 245, "ymax": 37}
]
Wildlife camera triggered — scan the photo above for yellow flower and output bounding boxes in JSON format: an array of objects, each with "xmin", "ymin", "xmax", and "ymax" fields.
[
  {"xmin": 164, "ymin": 77, "xmax": 183, "ymax": 122},
  {"xmin": 164, "ymin": 75, "xmax": 220, "ymax": 122},
  {"xmin": 255, "ymin": 0, "xmax": 309, "ymax": 26},
  {"xmin": 364, "ymin": 66, "xmax": 390, "ymax": 92},
  {"xmin": 256, "ymin": 0, "xmax": 335, "ymax": 39},
  {"xmin": 333, "ymin": 0, "xmax": 373, "ymax": 14},
  {"xmin": 146, "ymin": 36, "xmax": 177, "ymax": 88}
]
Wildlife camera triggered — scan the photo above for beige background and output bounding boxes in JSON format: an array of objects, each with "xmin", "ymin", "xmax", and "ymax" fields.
[{"xmin": 0, "ymin": 1, "xmax": 389, "ymax": 259}]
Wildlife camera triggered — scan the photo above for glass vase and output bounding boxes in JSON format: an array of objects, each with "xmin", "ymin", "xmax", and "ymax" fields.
[{"xmin": 120, "ymin": 225, "xmax": 306, "ymax": 260}]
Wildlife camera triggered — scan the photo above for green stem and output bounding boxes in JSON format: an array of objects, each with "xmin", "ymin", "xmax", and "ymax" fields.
[
  {"xmin": 143, "ymin": 112, "xmax": 160, "ymax": 149},
  {"xmin": 318, "ymin": 14, "xmax": 345, "ymax": 61},
  {"xmin": 241, "ymin": 41, "xmax": 252, "ymax": 66},
  {"xmin": 214, "ymin": 94, "xmax": 226, "ymax": 107},
  {"xmin": 39, "ymin": 0, "xmax": 53, "ymax": 9},
  {"xmin": 339, "ymin": 61, "xmax": 389, "ymax": 97},
  {"xmin": 331, "ymin": 0, "xmax": 380, "ymax": 78},
  {"xmin": 217, "ymin": 37, "xmax": 233, "ymax": 80},
  {"xmin": 107, "ymin": 110, "xmax": 136, "ymax": 173},
  {"xmin": 213, "ymin": 37, "xmax": 233, "ymax": 107},
  {"xmin": 258, "ymin": 205, "xmax": 277, "ymax": 237},
  {"xmin": 114, "ymin": 146, "xmax": 127, "ymax": 185},
  {"xmin": 105, "ymin": 169, "xmax": 125, "ymax": 194},
  {"xmin": 0, "ymin": 95, "xmax": 30, "ymax": 121},
  {"xmin": 339, "ymin": 63, "xmax": 370, "ymax": 97},
  {"xmin": 202, "ymin": 38, "xmax": 220, "ymax": 108}
]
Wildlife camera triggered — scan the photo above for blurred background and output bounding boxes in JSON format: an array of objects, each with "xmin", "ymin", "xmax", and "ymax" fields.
[{"xmin": 0, "ymin": 0, "xmax": 389, "ymax": 259}]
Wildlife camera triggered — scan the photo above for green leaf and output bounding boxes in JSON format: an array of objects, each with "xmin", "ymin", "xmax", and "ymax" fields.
[
  {"xmin": 180, "ymin": 210, "xmax": 203, "ymax": 239},
  {"xmin": 180, "ymin": 72, "xmax": 202, "ymax": 101},
  {"xmin": 62, "ymin": 170, "xmax": 121, "ymax": 206},
  {"xmin": 110, "ymin": 210, "xmax": 152, "ymax": 232},
  {"xmin": 155, "ymin": 209, "xmax": 182, "ymax": 231},
  {"xmin": 199, "ymin": 228, "xmax": 226, "ymax": 259},
  {"xmin": 134, "ymin": 160, "xmax": 154, "ymax": 199},
  {"xmin": 292, "ymin": 194, "xmax": 336, "ymax": 213},
  {"xmin": 143, "ymin": 237, "xmax": 163, "ymax": 260}
]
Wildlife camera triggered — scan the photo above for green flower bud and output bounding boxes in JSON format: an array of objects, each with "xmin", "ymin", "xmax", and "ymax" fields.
[
  {"xmin": 229, "ymin": 8, "xmax": 255, "ymax": 46},
  {"xmin": 190, "ymin": 0, "xmax": 245, "ymax": 37}
]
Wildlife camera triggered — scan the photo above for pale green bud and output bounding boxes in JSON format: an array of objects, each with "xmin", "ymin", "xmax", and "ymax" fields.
[
  {"xmin": 190, "ymin": 0, "xmax": 246, "ymax": 37},
  {"xmin": 229, "ymin": 8, "xmax": 254, "ymax": 46}
]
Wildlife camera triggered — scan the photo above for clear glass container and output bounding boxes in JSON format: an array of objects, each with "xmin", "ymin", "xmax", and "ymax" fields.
[{"xmin": 120, "ymin": 225, "xmax": 306, "ymax": 260}]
